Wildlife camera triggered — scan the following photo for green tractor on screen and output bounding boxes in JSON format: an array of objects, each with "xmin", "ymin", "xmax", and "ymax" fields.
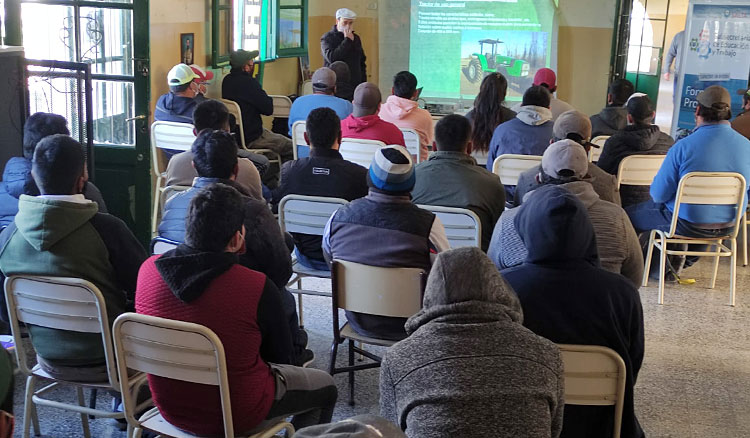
[{"xmin": 463, "ymin": 39, "xmax": 531, "ymax": 86}]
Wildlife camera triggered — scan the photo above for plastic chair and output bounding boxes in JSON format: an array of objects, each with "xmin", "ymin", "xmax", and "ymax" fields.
[
  {"xmin": 417, "ymin": 205, "xmax": 481, "ymax": 249},
  {"xmin": 558, "ymin": 344, "xmax": 627, "ymax": 438},
  {"xmin": 278, "ymin": 195, "xmax": 349, "ymax": 326},
  {"xmin": 400, "ymin": 128, "xmax": 421, "ymax": 163},
  {"xmin": 615, "ymin": 155, "xmax": 666, "ymax": 190},
  {"xmin": 339, "ymin": 138, "xmax": 387, "ymax": 168},
  {"xmin": 291, "ymin": 120, "xmax": 309, "ymax": 160},
  {"xmin": 270, "ymin": 95, "xmax": 293, "ymax": 118},
  {"xmin": 641, "ymin": 172, "xmax": 747, "ymax": 306},
  {"xmin": 221, "ymin": 98, "xmax": 282, "ymax": 167},
  {"xmin": 150, "ymin": 237, "xmax": 180, "ymax": 255},
  {"xmin": 4, "ymin": 276, "xmax": 151, "ymax": 438},
  {"xmin": 300, "ymin": 80, "xmax": 313, "ymax": 96},
  {"xmin": 329, "ymin": 260, "xmax": 425, "ymax": 405},
  {"xmin": 588, "ymin": 135, "xmax": 610, "ymax": 163},
  {"xmin": 113, "ymin": 313, "xmax": 294, "ymax": 438},
  {"xmin": 150, "ymin": 121, "xmax": 196, "ymax": 233},
  {"xmin": 491, "ymin": 154, "xmax": 543, "ymax": 186}
]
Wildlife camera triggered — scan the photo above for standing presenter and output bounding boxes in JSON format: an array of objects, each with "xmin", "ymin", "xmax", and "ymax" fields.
[{"xmin": 321, "ymin": 8, "xmax": 367, "ymax": 87}]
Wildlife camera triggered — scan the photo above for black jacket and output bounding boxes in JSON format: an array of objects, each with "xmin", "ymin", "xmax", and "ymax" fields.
[
  {"xmin": 222, "ymin": 69, "xmax": 273, "ymax": 144},
  {"xmin": 321, "ymin": 26, "xmax": 367, "ymax": 86},
  {"xmin": 598, "ymin": 124, "xmax": 674, "ymax": 208},
  {"xmin": 273, "ymin": 148, "xmax": 368, "ymax": 261},
  {"xmin": 502, "ymin": 185, "xmax": 645, "ymax": 438},
  {"xmin": 590, "ymin": 106, "xmax": 628, "ymax": 137}
]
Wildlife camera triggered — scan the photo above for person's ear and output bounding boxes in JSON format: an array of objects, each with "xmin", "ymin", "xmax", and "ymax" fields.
[
  {"xmin": 412, "ymin": 90, "xmax": 419, "ymax": 101},
  {"xmin": 391, "ymin": 87, "xmax": 395, "ymax": 96},
  {"xmin": 465, "ymin": 140, "xmax": 473, "ymax": 154},
  {"xmin": 303, "ymin": 132, "xmax": 310, "ymax": 145},
  {"xmin": 226, "ymin": 227, "xmax": 244, "ymax": 253},
  {"xmin": 75, "ymin": 174, "xmax": 86, "ymax": 195},
  {"xmin": 191, "ymin": 160, "xmax": 195, "ymax": 170},
  {"xmin": 231, "ymin": 163, "xmax": 239, "ymax": 181},
  {"xmin": 332, "ymin": 131, "xmax": 342, "ymax": 150},
  {"xmin": 650, "ymin": 111, "xmax": 656, "ymax": 121},
  {"xmin": 193, "ymin": 128, "xmax": 198, "ymax": 136},
  {"xmin": 627, "ymin": 114, "xmax": 634, "ymax": 124},
  {"xmin": 432, "ymin": 140, "xmax": 438, "ymax": 151},
  {"xmin": 607, "ymin": 93, "xmax": 613, "ymax": 105}
]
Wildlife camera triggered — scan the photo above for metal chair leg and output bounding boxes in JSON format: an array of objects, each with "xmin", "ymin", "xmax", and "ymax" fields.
[
  {"xmin": 730, "ymin": 239, "xmax": 737, "ymax": 306},
  {"xmin": 88, "ymin": 388, "xmax": 97, "ymax": 419},
  {"xmin": 77, "ymin": 386, "xmax": 91, "ymax": 438},
  {"xmin": 642, "ymin": 231, "xmax": 656, "ymax": 287},
  {"xmin": 743, "ymin": 213, "xmax": 748, "ymax": 266},
  {"xmin": 296, "ymin": 278, "xmax": 304, "ymax": 328},
  {"xmin": 348, "ymin": 339, "xmax": 355, "ymax": 406},
  {"xmin": 328, "ymin": 341, "xmax": 338, "ymax": 375},
  {"xmin": 658, "ymin": 235, "xmax": 667, "ymax": 305},
  {"xmin": 23, "ymin": 375, "xmax": 37, "ymax": 438},
  {"xmin": 710, "ymin": 241, "xmax": 721, "ymax": 289}
]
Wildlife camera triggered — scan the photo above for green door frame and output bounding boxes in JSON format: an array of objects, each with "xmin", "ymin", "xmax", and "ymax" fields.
[{"xmin": 4, "ymin": 0, "xmax": 152, "ymax": 246}]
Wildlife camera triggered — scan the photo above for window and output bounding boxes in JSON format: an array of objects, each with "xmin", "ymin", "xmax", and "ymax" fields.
[
  {"xmin": 212, "ymin": 0, "xmax": 233, "ymax": 67},
  {"xmin": 276, "ymin": 0, "xmax": 306, "ymax": 57},
  {"xmin": 234, "ymin": 0, "xmax": 262, "ymax": 54},
  {"xmin": 228, "ymin": 0, "xmax": 307, "ymax": 63}
]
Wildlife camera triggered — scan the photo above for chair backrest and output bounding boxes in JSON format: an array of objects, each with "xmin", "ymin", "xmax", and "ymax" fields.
[
  {"xmin": 400, "ymin": 128, "xmax": 421, "ymax": 163},
  {"xmin": 4, "ymin": 276, "xmax": 118, "ymax": 387},
  {"xmin": 291, "ymin": 120, "xmax": 309, "ymax": 160},
  {"xmin": 669, "ymin": 172, "xmax": 747, "ymax": 238},
  {"xmin": 616, "ymin": 155, "xmax": 666, "ymax": 189},
  {"xmin": 278, "ymin": 194, "xmax": 349, "ymax": 236},
  {"xmin": 558, "ymin": 344, "xmax": 627, "ymax": 438},
  {"xmin": 113, "ymin": 313, "xmax": 236, "ymax": 437},
  {"xmin": 220, "ymin": 98, "xmax": 246, "ymax": 148},
  {"xmin": 339, "ymin": 138, "xmax": 387, "ymax": 168},
  {"xmin": 270, "ymin": 95, "xmax": 293, "ymax": 118},
  {"xmin": 150, "ymin": 237, "xmax": 180, "ymax": 255},
  {"xmin": 301, "ymin": 80, "xmax": 313, "ymax": 96},
  {"xmin": 491, "ymin": 154, "xmax": 543, "ymax": 186},
  {"xmin": 150, "ymin": 121, "xmax": 196, "ymax": 178},
  {"xmin": 160, "ymin": 184, "xmax": 191, "ymax": 211},
  {"xmin": 588, "ymin": 135, "xmax": 610, "ymax": 162},
  {"xmin": 417, "ymin": 205, "xmax": 481, "ymax": 248},
  {"xmin": 331, "ymin": 260, "xmax": 425, "ymax": 319}
]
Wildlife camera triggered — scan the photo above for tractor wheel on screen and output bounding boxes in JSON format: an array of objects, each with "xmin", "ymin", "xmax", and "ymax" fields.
[{"xmin": 466, "ymin": 58, "xmax": 483, "ymax": 84}]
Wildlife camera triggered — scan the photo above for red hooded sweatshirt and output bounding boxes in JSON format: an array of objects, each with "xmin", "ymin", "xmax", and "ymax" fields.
[{"xmin": 340, "ymin": 114, "xmax": 406, "ymax": 147}]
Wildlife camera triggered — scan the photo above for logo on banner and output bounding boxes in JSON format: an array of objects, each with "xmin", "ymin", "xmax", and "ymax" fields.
[{"xmin": 689, "ymin": 30, "xmax": 712, "ymax": 59}]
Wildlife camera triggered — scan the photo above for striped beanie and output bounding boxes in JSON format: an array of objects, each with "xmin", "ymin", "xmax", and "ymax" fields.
[{"xmin": 368, "ymin": 145, "xmax": 415, "ymax": 193}]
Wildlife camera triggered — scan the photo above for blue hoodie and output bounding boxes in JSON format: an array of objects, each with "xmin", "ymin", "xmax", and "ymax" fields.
[{"xmin": 502, "ymin": 185, "xmax": 645, "ymax": 438}]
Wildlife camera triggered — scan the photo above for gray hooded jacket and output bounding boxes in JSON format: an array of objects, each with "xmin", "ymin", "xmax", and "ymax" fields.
[{"xmin": 379, "ymin": 247, "xmax": 564, "ymax": 438}]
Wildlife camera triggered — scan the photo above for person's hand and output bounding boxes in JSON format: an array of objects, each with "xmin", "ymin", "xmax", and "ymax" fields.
[
  {"xmin": 344, "ymin": 27, "xmax": 354, "ymax": 40},
  {"xmin": 663, "ymin": 72, "xmax": 670, "ymax": 81}
]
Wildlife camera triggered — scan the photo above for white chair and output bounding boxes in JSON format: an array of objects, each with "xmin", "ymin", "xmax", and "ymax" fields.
[
  {"xmin": 641, "ymin": 172, "xmax": 746, "ymax": 306},
  {"xmin": 113, "ymin": 313, "xmax": 294, "ymax": 438},
  {"xmin": 615, "ymin": 155, "xmax": 666, "ymax": 190},
  {"xmin": 300, "ymin": 80, "xmax": 313, "ymax": 96},
  {"xmin": 160, "ymin": 184, "xmax": 191, "ymax": 212},
  {"xmin": 329, "ymin": 260, "xmax": 426, "ymax": 405},
  {"xmin": 339, "ymin": 138, "xmax": 387, "ymax": 168},
  {"xmin": 4, "ymin": 276, "xmax": 151, "ymax": 438},
  {"xmin": 400, "ymin": 128, "xmax": 421, "ymax": 163},
  {"xmin": 150, "ymin": 121, "xmax": 196, "ymax": 233},
  {"xmin": 417, "ymin": 205, "xmax": 481, "ymax": 249},
  {"xmin": 558, "ymin": 344, "xmax": 627, "ymax": 438},
  {"xmin": 278, "ymin": 194, "xmax": 349, "ymax": 326},
  {"xmin": 588, "ymin": 135, "xmax": 610, "ymax": 163},
  {"xmin": 291, "ymin": 120, "xmax": 309, "ymax": 160},
  {"xmin": 270, "ymin": 95, "xmax": 293, "ymax": 118},
  {"xmin": 150, "ymin": 237, "xmax": 180, "ymax": 255},
  {"xmin": 491, "ymin": 154, "xmax": 543, "ymax": 186},
  {"xmin": 221, "ymin": 98, "xmax": 282, "ymax": 167}
]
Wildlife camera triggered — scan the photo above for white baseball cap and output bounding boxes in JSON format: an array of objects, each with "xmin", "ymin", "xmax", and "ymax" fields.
[
  {"xmin": 167, "ymin": 63, "xmax": 199, "ymax": 87},
  {"xmin": 336, "ymin": 8, "xmax": 357, "ymax": 20}
]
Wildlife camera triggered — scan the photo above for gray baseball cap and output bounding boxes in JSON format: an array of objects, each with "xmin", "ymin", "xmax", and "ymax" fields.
[
  {"xmin": 352, "ymin": 82, "xmax": 382, "ymax": 117},
  {"xmin": 312, "ymin": 67, "xmax": 337, "ymax": 91},
  {"xmin": 542, "ymin": 139, "xmax": 589, "ymax": 180},
  {"xmin": 553, "ymin": 110, "xmax": 592, "ymax": 143},
  {"xmin": 697, "ymin": 85, "xmax": 731, "ymax": 108}
]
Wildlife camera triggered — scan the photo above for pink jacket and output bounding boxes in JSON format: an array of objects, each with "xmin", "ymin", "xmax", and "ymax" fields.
[
  {"xmin": 340, "ymin": 114, "xmax": 406, "ymax": 147},
  {"xmin": 379, "ymin": 95, "xmax": 434, "ymax": 161}
]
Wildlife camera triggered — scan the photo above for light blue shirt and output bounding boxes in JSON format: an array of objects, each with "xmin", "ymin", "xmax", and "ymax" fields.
[
  {"xmin": 287, "ymin": 94, "xmax": 353, "ymax": 135},
  {"xmin": 650, "ymin": 122, "xmax": 750, "ymax": 224}
]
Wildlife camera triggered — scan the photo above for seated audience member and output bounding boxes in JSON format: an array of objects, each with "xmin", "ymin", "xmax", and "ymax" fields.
[
  {"xmin": 297, "ymin": 415, "xmax": 405, "ymax": 438},
  {"xmin": 159, "ymin": 130, "xmax": 311, "ymax": 365},
  {"xmin": 411, "ymin": 115, "xmax": 505, "ymax": 251},
  {"xmin": 378, "ymin": 71, "xmax": 433, "ymax": 161},
  {"xmin": 514, "ymin": 110, "xmax": 620, "ymax": 206},
  {"xmin": 165, "ymin": 99, "xmax": 263, "ymax": 200},
  {"xmin": 154, "ymin": 64, "xmax": 204, "ymax": 123},
  {"xmin": 137, "ymin": 184, "xmax": 337, "ymax": 435},
  {"xmin": 287, "ymin": 67, "xmax": 352, "ymax": 142},
  {"xmin": 597, "ymin": 94, "xmax": 674, "ymax": 208},
  {"xmin": 222, "ymin": 49, "xmax": 294, "ymax": 163},
  {"xmin": 329, "ymin": 61, "xmax": 355, "ymax": 102},
  {"xmin": 590, "ymin": 79, "xmax": 635, "ymax": 137},
  {"xmin": 340, "ymin": 82, "xmax": 406, "ymax": 146},
  {"xmin": 380, "ymin": 247, "xmax": 564, "ymax": 438},
  {"xmin": 512, "ymin": 68, "xmax": 574, "ymax": 120},
  {"xmin": 0, "ymin": 134, "xmax": 146, "ymax": 381},
  {"xmin": 273, "ymin": 108, "xmax": 368, "ymax": 271},
  {"xmin": 0, "ymin": 113, "xmax": 107, "ymax": 227},
  {"xmin": 489, "ymin": 140, "xmax": 643, "ymax": 285},
  {"xmin": 323, "ymin": 145, "xmax": 449, "ymax": 340},
  {"xmin": 465, "ymin": 73, "xmax": 516, "ymax": 166},
  {"xmin": 502, "ymin": 185, "xmax": 645, "ymax": 438},
  {"xmin": 731, "ymin": 88, "xmax": 750, "ymax": 139}
]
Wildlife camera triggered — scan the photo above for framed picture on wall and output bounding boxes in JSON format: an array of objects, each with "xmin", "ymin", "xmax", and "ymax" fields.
[{"xmin": 180, "ymin": 33, "xmax": 194, "ymax": 65}]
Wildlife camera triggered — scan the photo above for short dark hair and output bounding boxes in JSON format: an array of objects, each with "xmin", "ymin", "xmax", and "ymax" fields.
[
  {"xmin": 697, "ymin": 103, "xmax": 732, "ymax": 122},
  {"xmin": 193, "ymin": 99, "xmax": 231, "ymax": 132},
  {"xmin": 23, "ymin": 113, "xmax": 69, "ymax": 159},
  {"xmin": 393, "ymin": 71, "xmax": 418, "ymax": 99},
  {"xmin": 31, "ymin": 134, "xmax": 84, "ymax": 195},
  {"xmin": 170, "ymin": 81, "xmax": 192, "ymax": 94},
  {"xmin": 329, "ymin": 61, "xmax": 350, "ymax": 83},
  {"xmin": 306, "ymin": 108, "xmax": 341, "ymax": 149},
  {"xmin": 609, "ymin": 79, "xmax": 635, "ymax": 106},
  {"xmin": 626, "ymin": 95, "xmax": 655, "ymax": 125},
  {"xmin": 435, "ymin": 114, "xmax": 472, "ymax": 152},
  {"xmin": 191, "ymin": 130, "xmax": 238, "ymax": 178},
  {"xmin": 522, "ymin": 85, "xmax": 551, "ymax": 108},
  {"xmin": 185, "ymin": 183, "xmax": 246, "ymax": 252}
]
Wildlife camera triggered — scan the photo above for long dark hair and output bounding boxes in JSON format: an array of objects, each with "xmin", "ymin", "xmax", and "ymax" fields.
[{"xmin": 471, "ymin": 73, "xmax": 509, "ymax": 154}]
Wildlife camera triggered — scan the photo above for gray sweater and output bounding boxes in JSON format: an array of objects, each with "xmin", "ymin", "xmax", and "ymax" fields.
[{"xmin": 380, "ymin": 247, "xmax": 564, "ymax": 438}]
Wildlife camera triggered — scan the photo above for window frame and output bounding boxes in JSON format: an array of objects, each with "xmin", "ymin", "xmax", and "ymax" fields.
[
  {"xmin": 275, "ymin": 0, "xmax": 307, "ymax": 58},
  {"xmin": 212, "ymin": 0, "xmax": 233, "ymax": 68}
]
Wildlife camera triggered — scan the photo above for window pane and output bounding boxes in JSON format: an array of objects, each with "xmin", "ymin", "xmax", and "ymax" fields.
[
  {"xmin": 27, "ymin": 73, "xmax": 88, "ymax": 146},
  {"xmin": 280, "ymin": 0, "xmax": 302, "ymax": 6},
  {"xmin": 237, "ymin": 0, "xmax": 262, "ymax": 51},
  {"xmin": 279, "ymin": 8, "xmax": 302, "ymax": 50},
  {"xmin": 80, "ymin": 7, "xmax": 133, "ymax": 76},
  {"xmin": 92, "ymin": 80, "xmax": 135, "ymax": 146},
  {"xmin": 220, "ymin": 9, "xmax": 232, "ymax": 56},
  {"xmin": 21, "ymin": 4, "xmax": 76, "ymax": 62}
]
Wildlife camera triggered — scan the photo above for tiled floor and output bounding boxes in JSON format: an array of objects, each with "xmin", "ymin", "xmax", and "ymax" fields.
[{"xmin": 10, "ymin": 255, "xmax": 750, "ymax": 437}]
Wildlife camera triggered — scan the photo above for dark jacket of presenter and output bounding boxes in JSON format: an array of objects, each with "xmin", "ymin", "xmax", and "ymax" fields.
[{"xmin": 321, "ymin": 8, "xmax": 367, "ymax": 86}]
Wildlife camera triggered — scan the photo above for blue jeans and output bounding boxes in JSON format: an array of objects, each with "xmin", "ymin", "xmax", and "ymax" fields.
[
  {"xmin": 625, "ymin": 200, "xmax": 732, "ymax": 238},
  {"xmin": 294, "ymin": 248, "xmax": 329, "ymax": 272}
]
